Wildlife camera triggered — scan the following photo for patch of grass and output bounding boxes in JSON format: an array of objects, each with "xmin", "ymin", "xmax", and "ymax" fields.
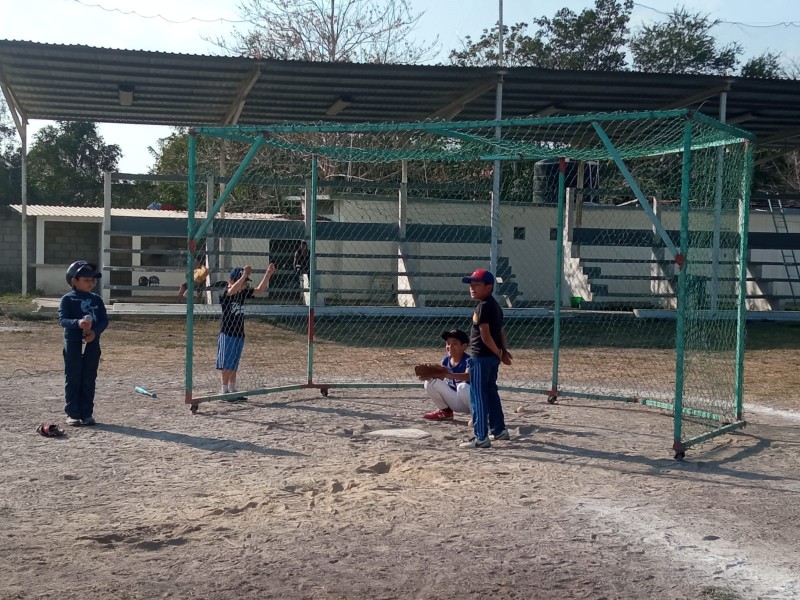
[
  {"xmin": 700, "ymin": 586, "xmax": 741, "ymax": 600},
  {"xmin": 0, "ymin": 294, "xmax": 53, "ymax": 322},
  {"xmin": 8, "ymin": 311, "xmax": 53, "ymax": 321},
  {"xmin": 0, "ymin": 293, "xmax": 36, "ymax": 307},
  {"xmin": 745, "ymin": 322, "xmax": 800, "ymax": 349}
]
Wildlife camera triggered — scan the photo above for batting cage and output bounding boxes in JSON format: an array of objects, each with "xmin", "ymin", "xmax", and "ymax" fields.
[{"xmin": 183, "ymin": 110, "xmax": 755, "ymax": 458}]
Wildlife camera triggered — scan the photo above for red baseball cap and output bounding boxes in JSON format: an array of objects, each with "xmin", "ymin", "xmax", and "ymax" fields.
[{"xmin": 462, "ymin": 268, "xmax": 495, "ymax": 285}]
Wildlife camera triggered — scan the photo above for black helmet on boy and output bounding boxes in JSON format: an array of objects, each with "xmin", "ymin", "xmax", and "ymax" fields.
[{"xmin": 65, "ymin": 261, "xmax": 102, "ymax": 286}]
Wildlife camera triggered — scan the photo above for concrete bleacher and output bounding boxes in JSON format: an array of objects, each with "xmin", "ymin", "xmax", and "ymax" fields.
[
  {"xmin": 569, "ymin": 226, "xmax": 800, "ymax": 310},
  {"xmin": 306, "ymin": 253, "xmax": 523, "ymax": 307}
]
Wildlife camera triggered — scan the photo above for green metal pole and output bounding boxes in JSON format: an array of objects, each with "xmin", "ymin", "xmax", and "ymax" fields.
[
  {"xmin": 551, "ymin": 157, "xmax": 567, "ymax": 398},
  {"xmin": 673, "ymin": 119, "xmax": 693, "ymax": 452},
  {"xmin": 306, "ymin": 156, "xmax": 319, "ymax": 384},
  {"xmin": 194, "ymin": 109, "xmax": 700, "ymax": 137},
  {"xmin": 193, "ymin": 134, "xmax": 265, "ymax": 243},
  {"xmin": 185, "ymin": 131, "xmax": 197, "ymax": 407},
  {"xmin": 734, "ymin": 141, "xmax": 754, "ymax": 421},
  {"xmin": 592, "ymin": 121, "xmax": 679, "ymax": 259}
]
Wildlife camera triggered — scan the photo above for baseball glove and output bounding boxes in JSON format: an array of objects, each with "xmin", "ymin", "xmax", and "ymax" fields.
[{"xmin": 414, "ymin": 363, "xmax": 450, "ymax": 381}]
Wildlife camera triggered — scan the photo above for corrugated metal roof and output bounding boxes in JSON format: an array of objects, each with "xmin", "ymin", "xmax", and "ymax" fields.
[
  {"xmin": 1, "ymin": 40, "xmax": 799, "ymax": 149},
  {"xmin": 8, "ymin": 205, "xmax": 287, "ymax": 220}
]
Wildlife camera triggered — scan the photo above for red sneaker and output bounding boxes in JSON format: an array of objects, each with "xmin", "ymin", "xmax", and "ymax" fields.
[{"xmin": 424, "ymin": 409, "xmax": 454, "ymax": 421}]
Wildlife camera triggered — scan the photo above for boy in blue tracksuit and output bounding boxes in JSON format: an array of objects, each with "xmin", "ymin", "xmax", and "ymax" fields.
[
  {"xmin": 459, "ymin": 268, "xmax": 513, "ymax": 449},
  {"xmin": 58, "ymin": 260, "xmax": 109, "ymax": 426}
]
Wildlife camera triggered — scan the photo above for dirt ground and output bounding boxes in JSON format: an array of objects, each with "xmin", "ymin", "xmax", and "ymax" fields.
[{"xmin": 1, "ymin": 316, "xmax": 799, "ymax": 600}]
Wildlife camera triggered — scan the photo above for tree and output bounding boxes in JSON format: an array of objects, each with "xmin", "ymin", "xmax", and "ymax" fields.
[
  {"xmin": 785, "ymin": 57, "xmax": 800, "ymax": 80},
  {"xmin": 0, "ymin": 98, "xmax": 21, "ymax": 205},
  {"xmin": 740, "ymin": 52, "xmax": 785, "ymax": 79},
  {"xmin": 450, "ymin": 22, "xmax": 540, "ymax": 68},
  {"xmin": 211, "ymin": 0, "xmax": 436, "ymax": 63},
  {"xmin": 531, "ymin": 0, "xmax": 633, "ymax": 70},
  {"xmin": 145, "ymin": 129, "xmax": 224, "ymax": 210},
  {"xmin": 449, "ymin": 0, "xmax": 633, "ymax": 70},
  {"xmin": 0, "ymin": 97, "xmax": 18, "ymax": 156},
  {"xmin": 27, "ymin": 121, "xmax": 121, "ymax": 206},
  {"xmin": 629, "ymin": 8, "xmax": 741, "ymax": 75}
]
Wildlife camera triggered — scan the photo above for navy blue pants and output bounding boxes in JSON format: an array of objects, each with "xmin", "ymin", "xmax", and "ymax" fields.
[
  {"xmin": 468, "ymin": 355, "xmax": 506, "ymax": 441},
  {"xmin": 63, "ymin": 341, "xmax": 101, "ymax": 420}
]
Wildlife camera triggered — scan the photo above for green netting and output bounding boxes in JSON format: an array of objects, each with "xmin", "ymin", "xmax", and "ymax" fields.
[{"xmin": 184, "ymin": 110, "xmax": 754, "ymax": 455}]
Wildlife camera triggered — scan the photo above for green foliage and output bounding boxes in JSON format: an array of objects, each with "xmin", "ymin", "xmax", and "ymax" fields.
[
  {"xmin": 0, "ymin": 293, "xmax": 52, "ymax": 321},
  {"xmin": 27, "ymin": 121, "xmax": 121, "ymax": 206},
  {"xmin": 148, "ymin": 130, "xmax": 194, "ymax": 209},
  {"xmin": 449, "ymin": 22, "xmax": 542, "ymax": 67},
  {"xmin": 450, "ymin": 0, "xmax": 632, "ymax": 69},
  {"xmin": 740, "ymin": 52, "xmax": 785, "ymax": 79},
  {"xmin": 149, "ymin": 128, "xmax": 270, "ymax": 211},
  {"xmin": 629, "ymin": 8, "xmax": 741, "ymax": 75},
  {"xmin": 0, "ymin": 97, "xmax": 18, "ymax": 157},
  {"xmin": 531, "ymin": 0, "xmax": 633, "ymax": 70},
  {"xmin": 0, "ymin": 98, "xmax": 20, "ymax": 206},
  {"xmin": 0, "ymin": 147, "xmax": 21, "ymax": 207},
  {"xmin": 700, "ymin": 585, "xmax": 742, "ymax": 600}
]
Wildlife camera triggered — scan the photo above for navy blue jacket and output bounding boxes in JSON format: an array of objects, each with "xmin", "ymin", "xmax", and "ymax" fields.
[{"xmin": 59, "ymin": 290, "xmax": 109, "ymax": 344}]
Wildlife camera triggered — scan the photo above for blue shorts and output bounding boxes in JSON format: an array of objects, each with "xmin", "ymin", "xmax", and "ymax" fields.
[{"xmin": 216, "ymin": 333, "xmax": 245, "ymax": 371}]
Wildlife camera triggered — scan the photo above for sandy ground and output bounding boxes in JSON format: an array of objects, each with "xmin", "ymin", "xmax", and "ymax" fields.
[{"xmin": 1, "ymin": 318, "xmax": 799, "ymax": 600}]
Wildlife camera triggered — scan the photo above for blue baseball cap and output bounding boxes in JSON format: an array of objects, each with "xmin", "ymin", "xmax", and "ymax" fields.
[
  {"xmin": 440, "ymin": 328, "xmax": 469, "ymax": 344},
  {"xmin": 461, "ymin": 268, "xmax": 495, "ymax": 285},
  {"xmin": 229, "ymin": 267, "xmax": 251, "ymax": 282},
  {"xmin": 66, "ymin": 260, "xmax": 102, "ymax": 285}
]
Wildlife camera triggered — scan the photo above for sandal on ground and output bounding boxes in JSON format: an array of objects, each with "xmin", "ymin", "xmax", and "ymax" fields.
[{"xmin": 36, "ymin": 423, "xmax": 65, "ymax": 438}]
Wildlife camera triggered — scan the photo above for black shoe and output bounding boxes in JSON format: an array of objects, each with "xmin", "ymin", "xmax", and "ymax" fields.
[
  {"xmin": 223, "ymin": 396, "xmax": 248, "ymax": 403},
  {"xmin": 81, "ymin": 416, "xmax": 96, "ymax": 426},
  {"xmin": 459, "ymin": 436, "xmax": 491, "ymax": 448},
  {"xmin": 490, "ymin": 429, "xmax": 510, "ymax": 441}
]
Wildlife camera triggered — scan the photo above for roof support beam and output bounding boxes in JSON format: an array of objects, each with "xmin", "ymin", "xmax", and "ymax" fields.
[
  {"xmin": 727, "ymin": 112, "xmax": 756, "ymax": 125},
  {"xmin": 758, "ymin": 127, "xmax": 800, "ymax": 147},
  {"xmin": 0, "ymin": 66, "xmax": 29, "ymax": 297},
  {"xmin": 754, "ymin": 147, "xmax": 798, "ymax": 166},
  {"xmin": 536, "ymin": 104, "xmax": 561, "ymax": 117},
  {"xmin": 426, "ymin": 76, "xmax": 499, "ymax": 120},
  {"xmin": 660, "ymin": 81, "xmax": 732, "ymax": 110},
  {"xmin": 0, "ymin": 67, "xmax": 27, "ymax": 133},
  {"xmin": 221, "ymin": 66, "xmax": 261, "ymax": 125}
]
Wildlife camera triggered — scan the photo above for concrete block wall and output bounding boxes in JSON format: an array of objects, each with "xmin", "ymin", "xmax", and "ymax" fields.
[
  {"xmin": 43, "ymin": 221, "xmax": 100, "ymax": 265},
  {"xmin": 0, "ymin": 207, "xmax": 34, "ymax": 293}
]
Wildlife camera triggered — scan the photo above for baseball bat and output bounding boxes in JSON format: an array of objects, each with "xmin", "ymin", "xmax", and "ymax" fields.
[
  {"xmin": 134, "ymin": 386, "xmax": 157, "ymax": 399},
  {"xmin": 81, "ymin": 315, "xmax": 94, "ymax": 356}
]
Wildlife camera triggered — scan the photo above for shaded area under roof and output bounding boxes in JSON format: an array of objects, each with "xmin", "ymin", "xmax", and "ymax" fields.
[{"xmin": 1, "ymin": 40, "xmax": 799, "ymax": 151}]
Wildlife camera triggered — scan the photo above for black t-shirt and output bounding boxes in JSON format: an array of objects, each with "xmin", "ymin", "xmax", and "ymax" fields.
[
  {"xmin": 294, "ymin": 248, "xmax": 310, "ymax": 274},
  {"xmin": 469, "ymin": 295, "xmax": 504, "ymax": 357},
  {"xmin": 219, "ymin": 288, "xmax": 255, "ymax": 338}
]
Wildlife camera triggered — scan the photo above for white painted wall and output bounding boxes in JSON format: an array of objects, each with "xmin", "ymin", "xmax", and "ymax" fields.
[{"xmin": 29, "ymin": 201, "xmax": 800, "ymax": 308}]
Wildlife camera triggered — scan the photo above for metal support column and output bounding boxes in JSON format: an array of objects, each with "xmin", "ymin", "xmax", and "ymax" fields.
[{"xmin": 711, "ymin": 90, "xmax": 727, "ymax": 310}]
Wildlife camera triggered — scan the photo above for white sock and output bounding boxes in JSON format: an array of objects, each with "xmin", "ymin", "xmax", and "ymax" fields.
[
  {"xmin": 229, "ymin": 383, "xmax": 237, "ymax": 393},
  {"xmin": 222, "ymin": 384, "xmax": 229, "ymax": 394}
]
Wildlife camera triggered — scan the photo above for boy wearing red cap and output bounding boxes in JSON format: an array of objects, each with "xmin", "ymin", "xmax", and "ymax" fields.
[{"xmin": 459, "ymin": 268, "xmax": 512, "ymax": 448}]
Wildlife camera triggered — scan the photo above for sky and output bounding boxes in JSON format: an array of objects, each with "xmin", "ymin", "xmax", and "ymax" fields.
[{"xmin": 2, "ymin": 0, "xmax": 799, "ymax": 174}]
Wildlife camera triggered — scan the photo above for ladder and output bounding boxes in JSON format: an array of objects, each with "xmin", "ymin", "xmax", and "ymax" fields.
[{"xmin": 768, "ymin": 198, "xmax": 800, "ymax": 306}]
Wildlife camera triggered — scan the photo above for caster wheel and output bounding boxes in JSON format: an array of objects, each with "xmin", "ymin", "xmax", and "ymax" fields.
[
  {"xmin": 674, "ymin": 451, "xmax": 685, "ymax": 461},
  {"xmin": 320, "ymin": 388, "xmax": 329, "ymax": 397},
  {"xmin": 190, "ymin": 405, "xmax": 198, "ymax": 415},
  {"xmin": 547, "ymin": 395, "xmax": 558, "ymax": 404}
]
